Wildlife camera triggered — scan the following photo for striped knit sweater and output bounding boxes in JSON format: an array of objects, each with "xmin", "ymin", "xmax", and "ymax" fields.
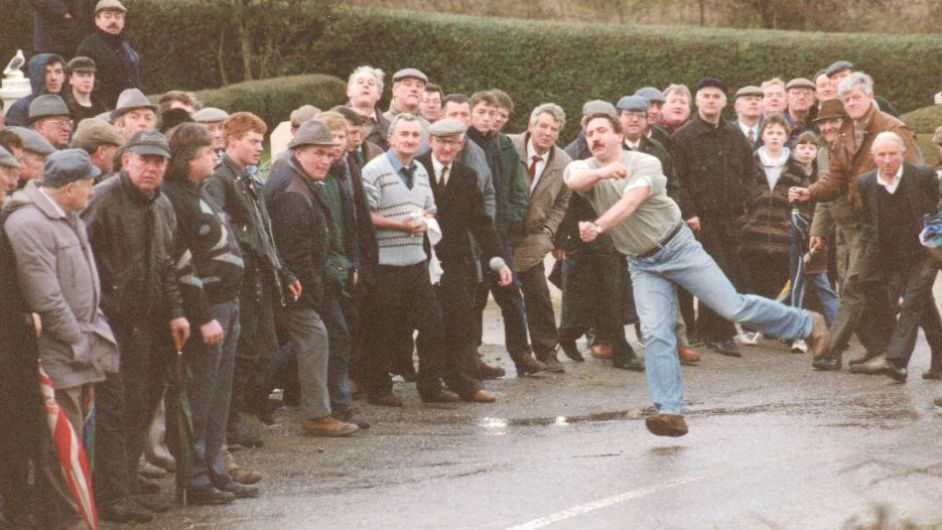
[{"xmin": 361, "ymin": 152, "xmax": 437, "ymax": 266}]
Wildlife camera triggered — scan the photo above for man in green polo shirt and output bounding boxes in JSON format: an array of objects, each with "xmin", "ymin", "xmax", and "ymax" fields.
[{"xmin": 564, "ymin": 111, "xmax": 829, "ymax": 437}]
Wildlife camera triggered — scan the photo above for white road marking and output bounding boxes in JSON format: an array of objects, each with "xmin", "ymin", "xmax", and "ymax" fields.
[{"xmin": 505, "ymin": 475, "xmax": 708, "ymax": 530}]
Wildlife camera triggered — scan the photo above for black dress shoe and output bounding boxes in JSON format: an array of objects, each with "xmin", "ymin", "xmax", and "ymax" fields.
[
  {"xmin": 812, "ymin": 357, "xmax": 841, "ymax": 371},
  {"xmin": 478, "ymin": 359, "xmax": 506, "ymax": 379},
  {"xmin": 421, "ymin": 390, "xmax": 461, "ymax": 403},
  {"xmin": 922, "ymin": 369, "xmax": 942, "ymax": 380},
  {"xmin": 99, "ymin": 498, "xmax": 154, "ymax": 523},
  {"xmin": 186, "ymin": 485, "xmax": 236, "ymax": 506},
  {"xmin": 882, "ymin": 364, "xmax": 908, "ymax": 383},
  {"xmin": 540, "ymin": 356, "xmax": 565, "ymax": 373},
  {"xmin": 514, "ymin": 355, "xmax": 547, "ymax": 376},
  {"xmin": 368, "ymin": 393, "xmax": 403, "ymax": 407},
  {"xmin": 848, "ymin": 350, "xmax": 883, "ymax": 366},
  {"xmin": 613, "ymin": 357, "xmax": 645, "ymax": 372},
  {"xmin": 707, "ymin": 339, "xmax": 741, "ymax": 357},
  {"xmin": 560, "ymin": 340, "xmax": 585, "ymax": 362},
  {"xmin": 219, "ymin": 481, "xmax": 260, "ymax": 499}
]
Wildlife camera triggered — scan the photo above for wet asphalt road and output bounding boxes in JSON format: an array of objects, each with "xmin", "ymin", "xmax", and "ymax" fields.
[{"xmin": 109, "ymin": 308, "xmax": 942, "ymax": 530}]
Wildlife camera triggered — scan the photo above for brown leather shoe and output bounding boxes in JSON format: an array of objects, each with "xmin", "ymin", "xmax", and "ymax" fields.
[
  {"xmin": 368, "ymin": 393, "xmax": 403, "ymax": 407},
  {"xmin": 464, "ymin": 389, "xmax": 497, "ymax": 403},
  {"xmin": 678, "ymin": 346, "xmax": 701, "ymax": 365},
  {"xmin": 478, "ymin": 359, "xmax": 506, "ymax": 379},
  {"xmin": 591, "ymin": 341, "xmax": 612, "ymax": 359},
  {"xmin": 422, "ymin": 390, "xmax": 461, "ymax": 403},
  {"xmin": 301, "ymin": 416, "xmax": 359, "ymax": 437},
  {"xmin": 644, "ymin": 414, "xmax": 688, "ymax": 437},
  {"xmin": 806, "ymin": 312, "xmax": 830, "ymax": 358},
  {"xmin": 229, "ymin": 467, "xmax": 263, "ymax": 485},
  {"xmin": 514, "ymin": 355, "xmax": 547, "ymax": 376}
]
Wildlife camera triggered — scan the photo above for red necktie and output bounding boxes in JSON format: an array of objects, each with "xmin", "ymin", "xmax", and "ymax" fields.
[{"xmin": 528, "ymin": 155, "xmax": 541, "ymax": 184}]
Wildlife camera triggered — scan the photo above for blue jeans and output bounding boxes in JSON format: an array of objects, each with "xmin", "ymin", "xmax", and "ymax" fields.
[
  {"xmin": 805, "ymin": 273, "xmax": 839, "ymax": 327},
  {"xmin": 628, "ymin": 225, "xmax": 813, "ymax": 414}
]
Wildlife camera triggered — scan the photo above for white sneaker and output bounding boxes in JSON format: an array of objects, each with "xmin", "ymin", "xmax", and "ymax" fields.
[
  {"xmin": 739, "ymin": 331, "xmax": 761, "ymax": 346},
  {"xmin": 791, "ymin": 339, "xmax": 808, "ymax": 354}
]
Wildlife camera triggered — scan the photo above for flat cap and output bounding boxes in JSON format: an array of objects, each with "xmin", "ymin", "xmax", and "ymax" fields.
[
  {"xmin": 634, "ymin": 87, "xmax": 665, "ymax": 104},
  {"xmin": 826, "ymin": 60, "xmax": 855, "ymax": 77},
  {"xmin": 0, "ymin": 146, "xmax": 22, "ymax": 170},
  {"xmin": 932, "ymin": 125, "xmax": 942, "ymax": 145},
  {"xmin": 7, "ymin": 126, "xmax": 56, "ymax": 155},
  {"xmin": 735, "ymin": 85, "xmax": 763, "ymax": 98},
  {"xmin": 616, "ymin": 95, "xmax": 650, "ymax": 113},
  {"xmin": 392, "ymin": 68, "xmax": 428, "ymax": 84},
  {"xmin": 288, "ymin": 121, "xmax": 341, "ymax": 149},
  {"xmin": 289, "ymin": 105, "xmax": 321, "ymax": 127},
  {"xmin": 192, "ymin": 107, "xmax": 229, "ymax": 123},
  {"xmin": 111, "ymin": 88, "xmax": 157, "ymax": 121},
  {"xmin": 28, "ymin": 94, "xmax": 72, "ymax": 123},
  {"xmin": 124, "ymin": 130, "xmax": 170, "ymax": 158},
  {"xmin": 695, "ymin": 76, "xmax": 727, "ymax": 94},
  {"xmin": 42, "ymin": 149, "xmax": 101, "ymax": 188},
  {"xmin": 427, "ymin": 118, "xmax": 467, "ymax": 137},
  {"xmin": 786, "ymin": 77, "xmax": 815, "ymax": 91},
  {"xmin": 581, "ymin": 99, "xmax": 617, "ymax": 118},
  {"xmin": 331, "ymin": 106, "xmax": 368, "ymax": 126},
  {"xmin": 95, "ymin": 0, "xmax": 126, "ymax": 13},
  {"xmin": 70, "ymin": 118, "xmax": 123, "ymax": 150},
  {"xmin": 67, "ymin": 56, "xmax": 96, "ymax": 74},
  {"xmin": 813, "ymin": 98, "xmax": 847, "ymax": 123}
]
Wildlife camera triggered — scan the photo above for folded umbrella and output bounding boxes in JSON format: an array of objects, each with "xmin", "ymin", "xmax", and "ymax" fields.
[{"xmin": 166, "ymin": 334, "xmax": 195, "ymax": 506}]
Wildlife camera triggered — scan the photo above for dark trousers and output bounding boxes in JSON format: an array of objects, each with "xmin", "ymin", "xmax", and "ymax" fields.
[
  {"xmin": 696, "ymin": 220, "xmax": 741, "ymax": 341},
  {"xmin": 473, "ymin": 262, "xmax": 531, "ymax": 362},
  {"xmin": 363, "ymin": 262, "xmax": 447, "ymax": 399},
  {"xmin": 741, "ymin": 252, "xmax": 790, "ymax": 300},
  {"xmin": 518, "ymin": 260, "xmax": 559, "ymax": 359},
  {"xmin": 184, "ymin": 299, "xmax": 239, "ymax": 489},
  {"xmin": 437, "ymin": 259, "xmax": 484, "ymax": 397},
  {"xmin": 866, "ymin": 256, "xmax": 942, "ymax": 368},
  {"xmin": 321, "ymin": 284, "xmax": 353, "ymax": 411},
  {"xmin": 94, "ymin": 320, "xmax": 167, "ymax": 504},
  {"xmin": 232, "ymin": 261, "xmax": 283, "ymax": 426}
]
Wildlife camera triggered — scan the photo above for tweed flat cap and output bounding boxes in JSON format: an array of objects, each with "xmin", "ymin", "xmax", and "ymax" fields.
[
  {"xmin": 813, "ymin": 99, "xmax": 847, "ymax": 123},
  {"xmin": 786, "ymin": 77, "xmax": 815, "ymax": 91},
  {"xmin": 289, "ymin": 121, "xmax": 341, "ymax": 149},
  {"xmin": 392, "ymin": 68, "xmax": 428, "ymax": 84},
  {"xmin": 95, "ymin": 0, "xmax": 126, "ymax": 13},
  {"xmin": 0, "ymin": 146, "xmax": 22, "ymax": 170},
  {"xmin": 616, "ymin": 95, "xmax": 649, "ymax": 113},
  {"xmin": 28, "ymin": 94, "xmax": 72, "ymax": 123},
  {"xmin": 42, "ymin": 149, "xmax": 101, "ymax": 188},
  {"xmin": 427, "ymin": 118, "xmax": 467, "ymax": 137},
  {"xmin": 7, "ymin": 126, "xmax": 56, "ymax": 155},
  {"xmin": 124, "ymin": 130, "xmax": 170, "ymax": 158},
  {"xmin": 735, "ymin": 85, "xmax": 763, "ymax": 98},
  {"xmin": 634, "ymin": 87, "xmax": 666, "ymax": 104},
  {"xmin": 581, "ymin": 99, "xmax": 616, "ymax": 118},
  {"xmin": 826, "ymin": 60, "xmax": 854, "ymax": 77},
  {"xmin": 70, "ymin": 119, "xmax": 123, "ymax": 150},
  {"xmin": 111, "ymin": 88, "xmax": 158, "ymax": 121},
  {"xmin": 289, "ymin": 105, "xmax": 321, "ymax": 127},
  {"xmin": 192, "ymin": 107, "xmax": 229, "ymax": 123}
]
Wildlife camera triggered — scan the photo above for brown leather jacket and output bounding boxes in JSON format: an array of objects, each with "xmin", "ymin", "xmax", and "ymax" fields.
[{"xmin": 808, "ymin": 103, "xmax": 922, "ymax": 209}]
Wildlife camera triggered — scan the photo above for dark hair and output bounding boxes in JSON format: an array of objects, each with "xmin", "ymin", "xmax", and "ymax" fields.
[
  {"xmin": 0, "ymin": 130, "xmax": 23, "ymax": 153},
  {"xmin": 760, "ymin": 113, "xmax": 789, "ymax": 136},
  {"xmin": 470, "ymin": 91, "xmax": 498, "ymax": 109},
  {"xmin": 425, "ymin": 83, "xmax": 443, "ymax": 98},
  {"xmin": 585, "ymin": 112, "xmax": 622, "ymax": 134},
  {"xmin": 794, "ymin": 130, "xmax": 818, "ymax": 146},
  {"xmin": 158, "ymin": 90, "xmax": 198, "ymax": 115},
  {"xmin": 159, "ymin": 107, "xmax": 193, "ymax": 133},
  {"xmin": 167, "ymin": 123, "xmax": 213, "ymax": 180},
  {"xmin": 442, "ymin": 93, "xmax": 470, "ymax": 109},
  {"xmin": 490, "ymin": 88, "xmax": 514, "ymax": 113}
]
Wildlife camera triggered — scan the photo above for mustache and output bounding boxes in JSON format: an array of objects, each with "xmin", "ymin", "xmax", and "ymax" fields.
[{"xmin": 591, "ymin": 141, "xmax": 605, "ymax": 149}]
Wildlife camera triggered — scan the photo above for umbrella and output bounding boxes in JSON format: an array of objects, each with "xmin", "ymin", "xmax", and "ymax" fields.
[
  {"xmin": 788, "ymin": 206, "xmax": 810, "ymax": 311},
  {"xmin": 38, "ymin": 363, "xmax": 98, "ymax": 530},
  {"xmin": 165, "ymin": 334, "xmax": 194, "ymax": 506}
]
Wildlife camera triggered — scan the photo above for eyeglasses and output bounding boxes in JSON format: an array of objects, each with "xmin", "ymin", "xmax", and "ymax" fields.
[{"xmin": 41, "ymin": 117, "xmax": 73, "ymax": 128}]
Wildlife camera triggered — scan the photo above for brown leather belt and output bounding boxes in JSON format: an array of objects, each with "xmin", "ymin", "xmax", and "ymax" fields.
[{"xmin": 636, "ymin": 222, "xmax": 684, "ymax": 259}]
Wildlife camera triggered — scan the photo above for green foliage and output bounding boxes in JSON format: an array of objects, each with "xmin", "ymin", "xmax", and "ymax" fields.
[
  {"xmin": 192, "ymin": 74, "xmax": 348, "ymax": 128},
  {"xmin": 900, "ymin": 105, "xmax": 942, "ymax": 133}
]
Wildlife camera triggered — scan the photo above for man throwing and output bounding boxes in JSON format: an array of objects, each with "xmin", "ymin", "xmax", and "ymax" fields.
[{"xmin": 564, "ymin": 112, "xmax": 829, "ymax": 437}]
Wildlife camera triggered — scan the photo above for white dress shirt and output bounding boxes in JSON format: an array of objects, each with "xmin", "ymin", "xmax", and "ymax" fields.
[
  {"xmin": 526, "ymin": 139, "xmax": 549, "ymax": 193},
  {"xmin": 431, "ymin": 156, "xmax": 450, "ymax": 187},
  {"xmin": 876, "ymin": 164, "xmax": 903, "ymax": 195}
]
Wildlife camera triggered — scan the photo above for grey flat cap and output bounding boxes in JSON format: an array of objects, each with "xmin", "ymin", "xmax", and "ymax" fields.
[
  {"xmin": 42, "ymin": 149, "xmax": 101, "ymax": 188},
  {"xmin": 581, "ymin": 99, "xmax": 617, "ymax": 118},
  {"xmin": 826, "ymin": 60, "xmax": 854, "ymax": 77},
  {"xmin": 192, "ymin": 107, "xmax": 229, "ymax": 123},
  {"xmin": 735, "ymin": 85, "xmax": 763, "ymax": 98},
  {"xmin": 786, "ymin": 77, "xmax": 815, "ymax": 91},
  {"xmin": 95, "ymin": 0, "xmax": 126, "ymax": 13},
  {"xmin": 28, "ymin": 94, "xmax": 72, "ymax": 123},
  {"xmin": 124, "ymin": 130, "xmax": 170, "ymax": 158},
  {"xmin": 111, "ymin": 88, "xmax": 158, "ymax": 121},
  {"xmin": 634, "ymin": 87, "xmax": 666, "ymax": 104},
  {"xmin": 7, "ymin": 126, "xmax": 56, "ymax": 155},
  {"xmin": 71, "ymin": 118, "xmax": 123, "ymax": 150},
  {"xmin": 0, "ymin": 146, "xmax": 22, "ymax": 170},
  {"xmin": 427, "ymin": 118, "xmax": 467, "ymax": 137},
  {"xmin": 288, "ymin": 121, "xmax": 340, "ymax": 149},
  {"xmin": 392, "ymin": 68, "xmax": 428, "ymax": 84},
  {"xmin": 616, "ymin": 95, "xmax": 649, "ymax": 113},
  {"xmin": 289, "ymin": 105, "xmax": 321, "ymax": 127}
]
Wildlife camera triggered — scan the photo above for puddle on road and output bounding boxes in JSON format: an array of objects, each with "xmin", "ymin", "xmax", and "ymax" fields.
[{"xmin": 478, "ymin": 409, "xmax": 645, "ymax": 435}]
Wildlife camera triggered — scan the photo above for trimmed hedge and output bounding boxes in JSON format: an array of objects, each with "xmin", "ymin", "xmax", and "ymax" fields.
[
  {"xmin": 190, "ymin": 74, "xmax": 347, "ymax": 130},
  {"xmin": 901, "ymin": 105, "xmax": 942, "ymax": 134}
]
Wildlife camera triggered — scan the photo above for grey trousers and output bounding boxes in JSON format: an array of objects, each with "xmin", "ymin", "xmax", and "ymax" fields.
[{"xmin": 277, "ymin": 305, "xmax": 330, "ymax": 420}]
